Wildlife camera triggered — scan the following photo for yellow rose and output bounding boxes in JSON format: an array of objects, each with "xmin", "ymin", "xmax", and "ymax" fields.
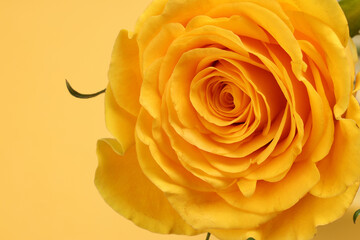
[{"xmin": 95, "ymin": 0, "xmax": 360, "ymax": 239}]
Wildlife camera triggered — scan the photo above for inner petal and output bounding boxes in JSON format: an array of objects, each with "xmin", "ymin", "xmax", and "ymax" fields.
[
  {"xmin": 191, "ymin": 66, "xmax": 255, "ymax": 127},
  {"xmin": 207, "ymin": 78, "xmax": 247, "ymax": 119}
]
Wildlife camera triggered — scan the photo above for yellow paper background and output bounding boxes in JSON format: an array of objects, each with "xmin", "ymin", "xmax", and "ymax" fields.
[{"xmin": 0, "ymin": 0, "xmax": 359, "ymax": 239}]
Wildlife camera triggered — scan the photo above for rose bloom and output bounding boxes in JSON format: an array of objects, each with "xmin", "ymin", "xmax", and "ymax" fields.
[{"xmin": 95, "ymin": 0, "xmax": 360, "ymax": 239}]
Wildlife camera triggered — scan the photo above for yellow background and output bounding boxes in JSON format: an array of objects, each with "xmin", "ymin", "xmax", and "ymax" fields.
[{"xmin": 0, "ymin": 0, "xmax": 359, "ymax": 239}]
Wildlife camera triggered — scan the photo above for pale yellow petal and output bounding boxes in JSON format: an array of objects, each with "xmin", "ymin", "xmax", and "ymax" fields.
[{"xmin": 95, "ymin": 139, "xmax": 200, "ymax": 235}]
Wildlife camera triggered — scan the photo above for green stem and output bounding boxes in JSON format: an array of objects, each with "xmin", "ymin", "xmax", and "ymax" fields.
[
  {"xmin": 340, "ymin": 0, "xmax": 360, "ymax": 37},
  {"xmin": 205, "ymin": 232, "xmax": 211, "ymax": 240},
  {"xmin": 65, "ymin": 79, "xmax": 106, "ymax": 99}
]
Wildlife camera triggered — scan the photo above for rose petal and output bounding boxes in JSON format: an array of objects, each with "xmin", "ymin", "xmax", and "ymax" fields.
[
  {"xmin": 310, "ymin": 118, "xmax": 360, "ymax": 198},
  {"xmin": 347, "ymin": 95, "xmax": 360, "ymax": 127},
  {"xmin": 236, "ymin": 178, "xmax": 257, "ymax": 198},
  {"xmin": 136, "ymin": 107, "xmax": 221, "ymax": 191},
  {"xmin": 134, "ymin": 0, "xmax": 168, "ymax": 34},
  {"xmin": 167, "ymin": 188, "xmax": 276, "ymax": 231},
  {"xmin": 286, "ymin": 11, "xmax": 353, "ymax": 118},
  {"xmin": 95, "ymin": 139, "xmax": 200, "ymax": 235},
  {"xmin": 218, "ymin": 160, "xmax": 320, "ymax": 214},
  {"xmin": 186, "ymin": 15, "xmax": 270, "ymax": 42},
  {"xmin": 211, "ymin": 184, "xmax": 359, "ymax": 240},
  {"xmin": 108, "ymin": 30, "xmax": 142, "ymax": 116},
  {"xmin": 143, "ymin": 22, "xmax": 184, "ymax": 71},
  {"xmin": 139, "ymin": 58, "xmax": 163, "ymax": 119},
  {"xmin": 260, "ymin": 184, "xmax": 359, "ymax": 240},
  {"xmin": 105, "ymin": 86, "xmax": 136, "ymax": 155},
  {"xmin": 136, "ymin": 0, "xmax": 293, "ymax": 59},
  {"xmin": 136, "ymin": 134, "xmax": 276, "ymax": 230},
  {"xmin": 279, "ymin": 0, "xmax": 349, "ymax": 47},
  {"xmin": 207, "ymin": 1, "xmax": 305, "ymax": 72}
]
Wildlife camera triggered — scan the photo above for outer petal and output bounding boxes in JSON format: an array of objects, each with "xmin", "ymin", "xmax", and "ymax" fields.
[
  {"xmin": 286, "ymin": 10, "xmax": 353, "ymax": 119},
  {"xmin": 134, "ymin": 0, "xmax": 168, "ymax": 34},
  {"xmin": 278, "ymin": 0, "xmax": 349, "ymax": 46},
  {"xmin": 137, "ymin": 0, "xmax": 292, "ymax": 58},
  {"xmin": 135, "ymin": 134, "xmax": 277, "ymax": 230},
  {"xmin": 211, "ymin": 184, "xmax": 359, "ymax": 240},
  {"xmin": 95, "ymin": 138, "xmax": 200, "ymax": 235},
  {"xmin": 218, "ymin": 160, "xmax": 320, "ymax": 214},
  {"xmin": 260, "ymin": 184, "xmax": 359, "ymax": 240},
  {"xmin": 347, "ymin": 95, "xmax": 360, "ymax": 127},
  {"xmin": 310, "ymin": 118, "xmax": 360, "ymax": 198},
  {"xmin": 108, "ymin": 30, "xmax": 142, "ymax": 116},
  {"xmin": 105, "ymin": 86, "xmax": 136, "ymax": 155}
]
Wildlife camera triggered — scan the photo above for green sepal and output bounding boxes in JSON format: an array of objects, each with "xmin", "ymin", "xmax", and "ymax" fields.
[
  {"xmin": 205, "ymin": 233, "xmax": 211, "ymax": 240},
  {"xmin": 353, "ymin": 209, "xmax": 360, "ymax": 223},
  {"xmin": 340, "ymin": 0, "xmax": 360, "ymax": 37},
  {"xmin": 66, "ymin": 79, "xmax": 106, "ymax": 99}
]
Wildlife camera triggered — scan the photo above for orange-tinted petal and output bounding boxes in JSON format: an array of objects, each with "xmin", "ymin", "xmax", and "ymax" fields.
[
  {"xmin": 279, "ymin": 0, "xmax": 349, "ymax": 46},
  {"xmin": 286, "ymin": 10, "xmax": 353, "ymax": 118}
]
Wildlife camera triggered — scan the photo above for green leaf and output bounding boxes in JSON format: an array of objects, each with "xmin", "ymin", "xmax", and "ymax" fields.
[
  {"xmin": 340, "ymin": 0, "xmax": 360, "ymax": 37},
  {"xmin": 65, "ymin": 79, "xmax": 106, "ymax": 99},
  {"xmin": 353, "ymin": 209, "xmax": 360, "ymax": 223},
  {"xmin": 247, "ymin": 238, "xmax": 255, "ymax": 240}
]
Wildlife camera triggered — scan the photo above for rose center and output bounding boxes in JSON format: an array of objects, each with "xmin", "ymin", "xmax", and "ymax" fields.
[
  {"xmin": 206, "ymin": 76, "xmax": 251, "ymax": 121},
  {"xmin": 211, "ymin": 81, "xmax": 235, "ymax": 112}
]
